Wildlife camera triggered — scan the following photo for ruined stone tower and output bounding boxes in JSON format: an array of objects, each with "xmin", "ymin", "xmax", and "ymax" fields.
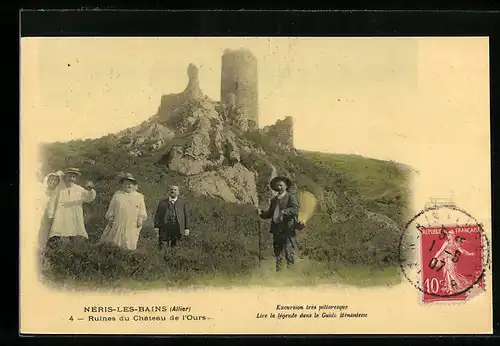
[
  {"xmin": 183, "ymin": 63, "xmax": 203, "ymax": 100},
  {"xmin": 220, "ymin": 48, "xmax": 259, "ymax": 130}
]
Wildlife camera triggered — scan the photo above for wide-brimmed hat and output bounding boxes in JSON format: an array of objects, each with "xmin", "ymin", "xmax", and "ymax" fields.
[
  {"xmin": 118, "ymin": 173, "xmax": 137, "ymax": 184},
  {"xmin": 63, "ymin": 167, "xmax": 82, "ymax": 176},
  {"xmin": 270, "ymin": 176, "xmax": 293, "ymax": 192}
]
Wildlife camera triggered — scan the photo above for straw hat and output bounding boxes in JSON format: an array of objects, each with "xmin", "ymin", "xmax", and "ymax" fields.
[
  {"xmin": 118, "ymin": 173, "xmax": 137, "ymax": 184},
  {"xmin": 63, "ymin": 167, "xmax": 82, "ymax": 176}
]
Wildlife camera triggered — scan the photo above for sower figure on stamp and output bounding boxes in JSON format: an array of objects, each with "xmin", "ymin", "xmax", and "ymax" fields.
[
  {"xmin": 259, "ymin": 176, "xmax": 300, "ymax": 272},
  {"xmin": 153, "ymin": 185, "xmax": 190, "ymax": 252},
  {"xmin": 433, "ymin": 228, "xmax": 476, "ymax": 294}
]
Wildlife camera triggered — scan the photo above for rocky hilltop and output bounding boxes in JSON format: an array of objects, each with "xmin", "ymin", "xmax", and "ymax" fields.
[
  {"xmin": 115, "ymin": 60, "xmax": 294, "ymax": 208},
  {"xmin": 40, "ymin": 49, "xmax": 412, "ymax": 282}
]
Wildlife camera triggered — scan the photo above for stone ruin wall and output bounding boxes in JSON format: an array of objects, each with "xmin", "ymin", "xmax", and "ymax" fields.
[
  {"xmin": 152, "ymin": 48, "xmax": 294, "ymax": 147},
  {"xmin": 263, "ymin": 116, "xmax": 294, "ymax": 148}
]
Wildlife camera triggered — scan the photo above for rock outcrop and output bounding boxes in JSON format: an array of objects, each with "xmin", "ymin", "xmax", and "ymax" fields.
[
  {"xmin": 262, "ymin": 116, "xmax": 294, "ymax": 148},
  {"xmin": 217, "ymin": 97, "xmax": 250, "ymax": 132},
  {"xmin": 186, "ymin": 163, "xmax": 259, "ymax": 207},
  {"xmin": 183, "ymin": 63, "xmax": 204, "ymax": 100},
  {"xmin": 116, "ymin": 61, "xmax": 266, "ymax": 206},
  {"xmin": 118, "ymin": 121, "xmax": 175, "ymax": 153}
]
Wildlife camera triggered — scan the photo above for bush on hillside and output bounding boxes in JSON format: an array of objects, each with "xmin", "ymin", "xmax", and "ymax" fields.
[
  {"xmin": 41, "ymin": 164, "xmax": 275, "ymax": 285},
  {"xmin": 43, "ymin": 218, "xmax": 272, "ymax": 286},
  {"xmin": 297, "ymin": 212, "xmax": 401, "ymax": 267}
]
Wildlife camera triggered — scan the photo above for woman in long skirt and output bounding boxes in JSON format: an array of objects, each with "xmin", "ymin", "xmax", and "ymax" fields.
[
  {"xmin": 99, "ymin": 173, "xmax": 147, "ymax": 251},
  {"xmin": 38, "ymin": 171, "xmax": 65, "ymax": 253}
]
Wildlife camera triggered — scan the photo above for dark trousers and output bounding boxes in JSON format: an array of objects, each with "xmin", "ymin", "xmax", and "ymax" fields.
[
  {"xmin": 273, "ymin": 234, "xmax": 295, "ymax": 271},
  {"xmin": 158, "ymin": 223, "xmax": 181, "ymax": 249}
]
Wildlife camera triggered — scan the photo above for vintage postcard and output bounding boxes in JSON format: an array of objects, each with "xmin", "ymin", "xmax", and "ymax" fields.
[{"xmin": 20, "ymin": 37, "xmax": 492, "ymax": 334}]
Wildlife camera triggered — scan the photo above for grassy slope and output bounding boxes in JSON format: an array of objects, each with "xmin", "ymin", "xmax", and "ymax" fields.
[
  {"xmin": 299, "ymin": 151, "xmax": 411, "ymax": 227},
  {"xmin": 40, "ymin": 130, "xmax": 411, "ymax": 289}
]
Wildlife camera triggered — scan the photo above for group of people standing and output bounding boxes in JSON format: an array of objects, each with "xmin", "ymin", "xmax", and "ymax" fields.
[
  {"xmin": 38, "ymin": 167, "xmax": 302, "ymax": 273},
  {"xmin": 38, "ymin": 168, "xmax": 190, "ymax": 256}
]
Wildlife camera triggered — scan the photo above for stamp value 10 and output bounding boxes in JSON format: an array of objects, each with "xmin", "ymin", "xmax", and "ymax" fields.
[{"xmin": 399, "ymin": 205, "xmax": 490, "ymax": 303}]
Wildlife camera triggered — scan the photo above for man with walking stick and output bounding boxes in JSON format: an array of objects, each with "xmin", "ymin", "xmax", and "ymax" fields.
[{"xmin": 258, "ymin": 176, "xmax": 300, "ymax": 272}]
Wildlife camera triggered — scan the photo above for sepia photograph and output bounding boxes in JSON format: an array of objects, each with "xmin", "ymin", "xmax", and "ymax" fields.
[
  {"xmin": 33, "ymin": 38, "xmax": 414, "ymax": 290},
  {"xmin": 20, "ymin": 35, "xmax": 492, "ymax": 334}
]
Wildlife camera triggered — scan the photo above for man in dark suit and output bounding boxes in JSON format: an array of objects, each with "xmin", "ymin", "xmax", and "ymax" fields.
[
  {"xmin": 259, "ymin": 176, "xmax": 300, "ymax": 272},
  {"xmin": 154, "ymin": 185, "xmax": 190, "ymax": 250}
]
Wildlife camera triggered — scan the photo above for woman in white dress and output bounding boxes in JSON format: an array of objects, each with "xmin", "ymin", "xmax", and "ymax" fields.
[
  {"xmin": 99, "ymin": 173, "xmax": 147, "ymax": 251},
  {"xmin": 38, "ymin": 170, "xmax": 65, "ymax": 252},
  {"xmin": 131, "ymin": 181, "xmax": 146, "ymax": 235},
  {"xmin": 46, "ymin": 167, "xmax": 97, "ymax": 245}
]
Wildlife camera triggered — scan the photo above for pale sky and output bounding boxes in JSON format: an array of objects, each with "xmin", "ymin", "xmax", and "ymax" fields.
[
  {"xmin": 21, "ymin": 37, "xmax": 491, "ymax": 220},
  {"xmin": 28, "ymin": 37, "xmax": 419, "ymax": 147}
]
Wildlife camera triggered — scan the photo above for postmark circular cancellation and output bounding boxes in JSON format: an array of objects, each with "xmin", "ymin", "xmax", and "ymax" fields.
[{"xmin": 398, "ymin": 201, "xmax": 491, "ymax": 303}]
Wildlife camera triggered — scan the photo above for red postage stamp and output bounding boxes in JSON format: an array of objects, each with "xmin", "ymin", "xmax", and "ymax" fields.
[
  {"xmin": 418, "ymin": 224, "xmax": 485, "ymax": 303},
  {"xmin": 399, "ymin": 204, "xmax": 490, "ymax": 304}
]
